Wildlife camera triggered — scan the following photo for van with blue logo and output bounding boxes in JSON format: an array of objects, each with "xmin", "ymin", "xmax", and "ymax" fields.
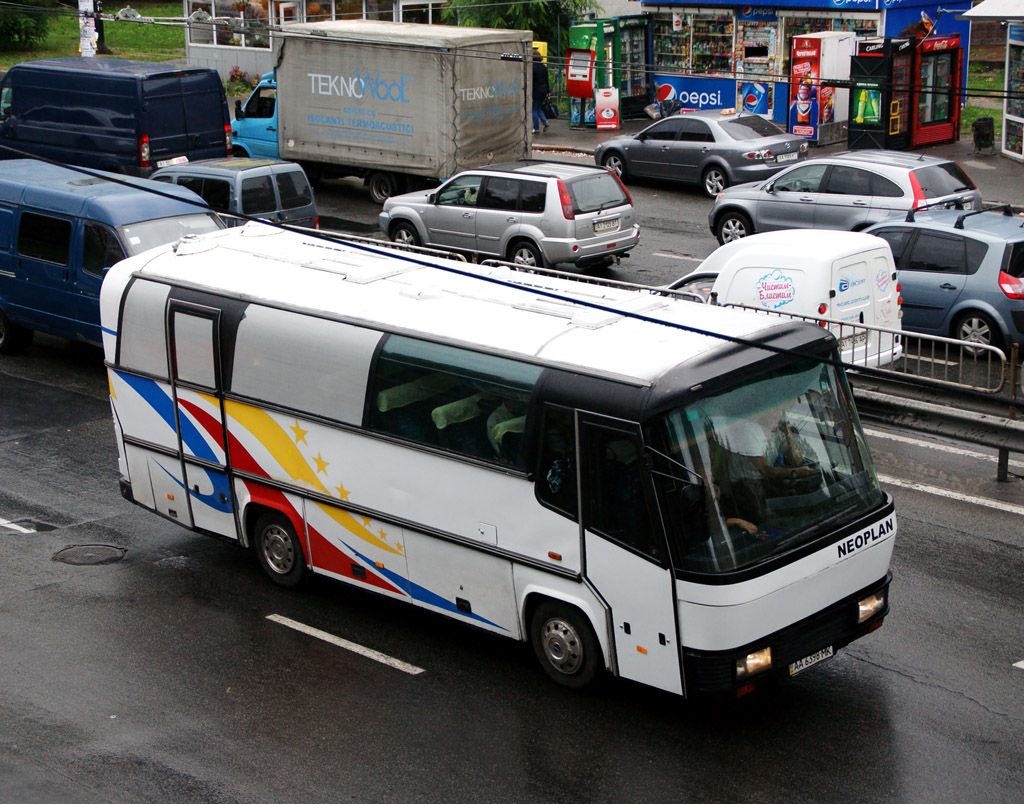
[
  {"xmin": 230, "ymin": 20, "xmax": 531, "ymax": 203},
  {"xmin": 0, "ymin": 159, "xmax": 224, "ymax": 353},
  {"xmin": 668, "ymin": 230, "xmax": 903, "ymax": 367},
  {"xmin": 0, "ymin": 57, "xmax": 231, "ymax": 176}
]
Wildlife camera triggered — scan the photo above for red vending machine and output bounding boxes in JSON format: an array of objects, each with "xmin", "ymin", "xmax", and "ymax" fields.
[{"xmin": 911, "ymin": 34, "xmax": 962, "ymax": 146}]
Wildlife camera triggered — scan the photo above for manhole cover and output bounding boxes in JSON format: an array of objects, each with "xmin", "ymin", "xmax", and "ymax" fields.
[{"xmin": 52, "ymin": 544, "xmax": 126, "ymax": 565}]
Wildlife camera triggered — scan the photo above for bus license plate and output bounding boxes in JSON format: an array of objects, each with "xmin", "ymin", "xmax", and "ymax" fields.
[
  {"xmin": 594, "ymin": 218, "xmax": 619, "ymax": 233},
  {"xmin": 776, "ymin": 152, "xmax": 798, "ymax": 163},
  {"xmin": 789, "ymin": 645, "xmax": 834, "ymax": 676}
]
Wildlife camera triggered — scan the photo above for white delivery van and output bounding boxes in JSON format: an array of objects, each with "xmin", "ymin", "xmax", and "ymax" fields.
[{"xmin": 670, "ymin": 230, "xmax": 902, "ymax": 367}]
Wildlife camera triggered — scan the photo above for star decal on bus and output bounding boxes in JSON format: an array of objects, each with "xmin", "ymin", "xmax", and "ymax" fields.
[{"xmin": 290, "ymin": 420, "xmax": 308, "ymax": 444}]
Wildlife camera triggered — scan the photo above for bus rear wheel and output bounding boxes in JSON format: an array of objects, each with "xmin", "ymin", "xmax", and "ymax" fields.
[
  {"xmin": 530, "ymin": 601, "xmax": 601, "ymax": 689},
  {"xmin": 254, "ymin": 511, "xmax": 307, "ymax": 588}
]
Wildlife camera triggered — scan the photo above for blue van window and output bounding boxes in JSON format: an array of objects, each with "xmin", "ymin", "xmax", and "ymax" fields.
[
  {"xmin": 241, "ymin": 175, "xmax": 276, "ymax": 215},
  {"xmin": 83, "ymin": 223, "xmax": 126, "ymax": 277},
  {"xmin": 276, "ymin": 171, "xmax": 312, "ymax": 210},
  {"xmin": 18, "ymin": 212, "xmax": 71, "ymax": 265}
]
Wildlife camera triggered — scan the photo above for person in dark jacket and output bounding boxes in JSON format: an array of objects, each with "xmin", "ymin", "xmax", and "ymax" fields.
[{"xmin": 531, "ymin": 48, "xmax": 550, "ymax": 134}]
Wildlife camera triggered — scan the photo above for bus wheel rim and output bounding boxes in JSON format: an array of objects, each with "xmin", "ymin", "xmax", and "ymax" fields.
[
  {"xmin": 262, "ymin": 525, "xmax": 295, "ymax": 574},
  {"xmin": 541, "ymin": 617, "xmax": 583, "ymax": 675}
]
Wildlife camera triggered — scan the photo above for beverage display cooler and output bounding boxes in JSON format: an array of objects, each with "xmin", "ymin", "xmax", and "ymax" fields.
[
  {"xmin": 735, "ymin": 11, "xmax": 778, "ymax": 114},
  {"xmin": 847, "ymin": 37, "xmax": 914, "ymax": 151},
  {"xmin": 788, "ymin": 31, "xmax": 855, "ymax": 145},
  {"xmin": 568, "ymin": 16, "xmax": 651, "ymax": 123},
  {"xmin": 651, "ymin": 12, "xmax": 734, "ymax": 75},
  {"xmin": 1005, "ymin": 24, "xmax": 1024, "ymax": 161},
  {"xmin": 912, "ymin": 34, "xmax": 962, "ymax": 147}
]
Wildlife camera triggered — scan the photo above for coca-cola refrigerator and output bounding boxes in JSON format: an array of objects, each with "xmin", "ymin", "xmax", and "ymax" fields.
[
  {"xmin": 788, "ymin": 31, "xmax": 855, "ymax": 145},
  {"xmin": 911, "ymin": 34, "xmax": 962, "ymax": 147},
  {"xmin": 847, "ymin": 37, "xmax": 914, "ymax": 151}
]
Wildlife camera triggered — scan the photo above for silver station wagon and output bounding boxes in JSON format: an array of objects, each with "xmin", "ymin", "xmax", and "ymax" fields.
[{"xmin": 379, "ymin": 161, "xmax": 640, "ymax": 270}]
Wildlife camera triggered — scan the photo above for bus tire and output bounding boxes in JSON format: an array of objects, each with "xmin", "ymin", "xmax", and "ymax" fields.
[
  {"xmin": 254, "ymin": 511, "xmax": 307, "ymax": 588},
  {"xmin": 530, "ymin": 601, "xmax": 602, "ymax": 689}
]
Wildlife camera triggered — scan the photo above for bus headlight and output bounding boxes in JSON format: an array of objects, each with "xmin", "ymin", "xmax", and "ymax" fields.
[
  {"xmin": 858, "ymin": 591, "xmax": 886, "ymax": 623},
  {"xmin": 735, "ymin": 647, "xmax": 772, "ymax": 679}
]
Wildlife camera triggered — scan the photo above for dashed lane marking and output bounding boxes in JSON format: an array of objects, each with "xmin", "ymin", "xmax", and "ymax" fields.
[
  {"xmin": 1014, "ymin": 660, "xmax": 1024, "ymax": 670},
  {"xmin": 651, "ymin": 252, "xmax": 703, "ymax": 262},
  {"xmin": 876, "ymin": 474, "xmax": 1024, "ymax": 516},
  {"xmin": 864, "ymin": 427, "xmax": 1024, "ymax": 470},
  {"xmin": 0, "ymin": 518, "xmax": 36, "ymax": 534},
  {"xmin": 267, "ymin": 614, "xmax": 425, "ymax": 675}
]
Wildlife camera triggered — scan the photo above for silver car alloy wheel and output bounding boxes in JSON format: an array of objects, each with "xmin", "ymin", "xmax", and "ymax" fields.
[{"xmin": 704, "ymin": 168, "xmax": 727, "ymax": 196}]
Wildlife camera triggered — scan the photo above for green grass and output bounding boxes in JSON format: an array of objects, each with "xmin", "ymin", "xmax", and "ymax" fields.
[
  {"xmin": 962, "ymin": 64, "xmax": 1004, "ymax": 139},
  {"xmin": 0, "ymin": 1, "xmax": 185, "ymax": 71}
]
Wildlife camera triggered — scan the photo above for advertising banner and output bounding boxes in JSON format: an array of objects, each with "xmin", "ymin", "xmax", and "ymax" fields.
[
  {"xmin": 652, "ymin": 75, "xmax": 736, "ymax": 111},
  {"xmin": 789, "ymin": 37, "xmax": 821, "ymax": 138},
  {"xmin": 741, "ymin": 82, "xmax": 769, "ymax": 114},
  {"xmin": 595, "ymin": 88, "xmax": 620, "ymax": 129}
]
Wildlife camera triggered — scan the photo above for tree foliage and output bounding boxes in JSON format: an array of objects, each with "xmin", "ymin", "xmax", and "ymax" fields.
[
  {"xmin": 439, "ymin": 0, "xmax": 601, "ymax": 55},
  {"xmin": 0, "ymin": 0, "xmax": 57, "ymax": 51}
]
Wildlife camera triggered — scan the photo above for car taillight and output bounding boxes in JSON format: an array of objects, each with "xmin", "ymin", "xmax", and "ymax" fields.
[
  {"xmin": 742, "ymin": 149, "xmax": 772, "ymax": 160},
  {"xmin": 799, "ymin": 142, "xmax": 808, "ymax": 153},
  {"xmin": 610, "ymin": 171, "xmax": 633, "ymax": 207},
  {"xmin": 908, "ymin": 172, "xmax": 926, "ymax": 209},
  {"xmin": 138, "ymin": 134, "xmax": 150, "ymax": 168},
  {"xmin": 998, "ymin": 270, "xmax": 1024, "ymax": 299},
  {"xmin": 314, "ymin": 216, "xmax": 319, "ymax": 230},
  {"xmin": 556, "ymin": 178, "xmax": 574, "ymax": 220},
  {"xmin": 225, "ymin": 123, "xmax": 232, "ymax": 156}
]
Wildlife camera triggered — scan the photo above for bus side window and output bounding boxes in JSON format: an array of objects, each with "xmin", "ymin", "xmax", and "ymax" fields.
[
  {"xmin": 583, "ymin": 424, "xmax": 661, "ymax": 560},
  {"xmin": 536, "ymin": 406, "xmax": 578, "ymax": 520}
]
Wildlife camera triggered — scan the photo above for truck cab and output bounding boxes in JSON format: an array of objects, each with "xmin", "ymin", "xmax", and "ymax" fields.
[{"xmin": 231, "ymin": 73, "xmax": 279, "ymax": 159}]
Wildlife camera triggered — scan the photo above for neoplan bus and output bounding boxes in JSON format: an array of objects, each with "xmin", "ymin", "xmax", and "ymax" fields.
[{"xmin": 100, "ymin": 224, "xmax": 895, "ymax": 699}]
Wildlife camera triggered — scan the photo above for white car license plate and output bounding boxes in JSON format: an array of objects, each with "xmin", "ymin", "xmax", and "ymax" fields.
[
  {"xmin": 789, "ymin": 645, "xmax": 834, "ymax": 676},
  {"xmin": 839, "ymin": 331, "xmax": 868, "ymax": 348},
  {"xmin": 593, "ymin": 218, "xmax": 618, "ymax": 233},
  {"xmin": 776, "ymin": 152, "xmax": 798, "ymax": 163}
]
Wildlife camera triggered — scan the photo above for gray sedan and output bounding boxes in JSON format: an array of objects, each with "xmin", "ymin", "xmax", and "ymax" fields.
[{"xmin": 594, "ymin": 109, "xmax": 807, "ymax": 198}]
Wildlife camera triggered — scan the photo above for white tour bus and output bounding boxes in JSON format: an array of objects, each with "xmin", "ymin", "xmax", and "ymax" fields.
[{"xmin": 100, "ymin": 223, "xmax": 895, "ymax": 699}]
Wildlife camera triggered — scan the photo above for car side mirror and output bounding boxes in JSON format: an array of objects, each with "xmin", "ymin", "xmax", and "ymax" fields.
[
  {"xmin": 234, "ymin": 99, "xmax": 244, "ymax": 120},
  {"xmin": 428, "ymin": 192, "xmax": 437, "ymax": 204},
  {"xmin": 764, "ymin": 182, "xmax": 775, "ymax": 194}
]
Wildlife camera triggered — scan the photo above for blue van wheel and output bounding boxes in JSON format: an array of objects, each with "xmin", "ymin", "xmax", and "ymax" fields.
[{"xmin": 0, "ymin": 311, "xmax": 34, "ymax": 355}]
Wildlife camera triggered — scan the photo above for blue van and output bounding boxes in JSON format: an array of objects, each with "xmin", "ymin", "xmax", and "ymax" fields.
[
  {"xmin": 0, "ymin": 58, "xmax": 231, "ymax": 176},
  {"xmin": 0, "ymin": 159, "xmax": 225, "ymax": 353}
]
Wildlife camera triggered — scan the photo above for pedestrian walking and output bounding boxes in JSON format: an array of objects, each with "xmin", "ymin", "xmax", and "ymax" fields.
[{"xmin": 531, "ymin": 47, "xmax": 550, "ymax": 135}]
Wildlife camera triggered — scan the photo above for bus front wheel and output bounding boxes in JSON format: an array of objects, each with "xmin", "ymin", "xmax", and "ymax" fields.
[
  {"xmin": 530, "ymin": 601, "xmax": 602, "ymax": 689},
  {"xmin": 254, "ymin": 511, "xmax": 307, "ymax": 588}
]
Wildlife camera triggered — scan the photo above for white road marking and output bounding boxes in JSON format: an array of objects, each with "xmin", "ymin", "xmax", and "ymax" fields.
[
  {"xmin": 651, "ymin": 252, "xmax": 702, "ymax": 262},
  {"xmin": 267, "ymin": 614, "xmax": 424, "ymax": 675},
  {"xmin": 0, "ymin": 518, "xmax": 36, "ymax": 534},
  {"xmin": 864, "ymin": 427, "xmax": 1024, "ymax": 470},
  {"xmin": 876, "ymin": 474, "xmax": 1024, "ymax": 516},
  {"xmin": 1014, "ymin": 660, "xmax": 1024, "ymax": 670}
]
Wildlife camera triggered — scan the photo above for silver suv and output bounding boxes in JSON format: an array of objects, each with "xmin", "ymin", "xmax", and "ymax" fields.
[
  {"xmin": 708, "ymin": 150, "xmax": 981, "ymax": 245},
  {"xmin": 378, "ymin": 161, "xmax": 639, "ymax": 270}
]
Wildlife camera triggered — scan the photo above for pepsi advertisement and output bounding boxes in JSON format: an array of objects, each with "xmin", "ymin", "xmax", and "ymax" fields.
[{"xmin": 652, "ymin": 75, "xmax": 736, "ymax": 112}]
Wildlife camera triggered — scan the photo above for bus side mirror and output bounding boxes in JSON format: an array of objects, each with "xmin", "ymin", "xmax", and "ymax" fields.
[{"xmin": 234, "ymin": 99, "xmax": 244, "ymax": 120}]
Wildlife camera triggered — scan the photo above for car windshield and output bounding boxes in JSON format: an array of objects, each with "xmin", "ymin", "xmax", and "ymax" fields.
[
  {"xmin": 650, "ymin": 358, "xmax": 884, "ymax": 574},
  {"xmin": 912, "ymin": 163, "xmax": 977, "ymax": 196},
  {"xmin": 567, "ymin": 172, "xmax": 628, "ymax": 213},
  {"xmin": 719, "ymin": 115, "xmax": 786, "ymax": 140},
  {"xmin": 119, "ymin": 213, "xmax": 225, "ymax": 256}
]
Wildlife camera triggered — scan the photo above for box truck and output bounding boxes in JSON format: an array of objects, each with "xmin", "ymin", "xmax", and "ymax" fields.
[{"xmin": 231, "ymin": 20, "xmax": 533, "ymax": 203}]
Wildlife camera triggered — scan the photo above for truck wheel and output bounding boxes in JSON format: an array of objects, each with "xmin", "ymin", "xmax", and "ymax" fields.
[
  {"xmin": 601, "ymin": 152, "xmax": 629, "ymax": 181},
  {"xmin": 367, "ymin": 172, "xmax": 398, "ymax": 204},
  {"xmin": 702, "ymin": 166, "xmax": 728, "ymax": 197},
  {"xmin": 0, "ymin": 310, "xmax": 34, "ymax": 355},
  {"xmin": 715, "ymin": 211, "xmax": 752, "ymax": 244},
  {"xmin": 530, "ymin": 601, "xmax": 602, "ymax": 689},
  {"xmin": 508, "ymin": 240, "xmax": 545, "ymax": 268},
  {"xmin": 390, "ymin": 222, "xmax": 420, "ymax": 247},
  {"xmin": 253, "ymin": 511, "xmax": 307, "ymax": 588}
]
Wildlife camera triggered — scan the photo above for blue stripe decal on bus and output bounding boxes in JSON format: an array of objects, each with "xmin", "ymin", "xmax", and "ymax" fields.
[{"xmin": 116, "ymin": 371, "xmax": 219, "ymax": 463}]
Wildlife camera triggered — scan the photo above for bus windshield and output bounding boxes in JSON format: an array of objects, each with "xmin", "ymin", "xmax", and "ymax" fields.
[{"xmin": 653, "ymin": 358, "xmax": 884, "ymax": 574}]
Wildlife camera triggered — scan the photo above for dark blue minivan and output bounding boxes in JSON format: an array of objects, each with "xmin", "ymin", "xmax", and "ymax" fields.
[
  {"xmin": 0, "ymin": 159, "xmax": 224, "ymax": 353},
  {"xmin": 0, "ymin": 58, "xmax": 231, "ymax": 176}
]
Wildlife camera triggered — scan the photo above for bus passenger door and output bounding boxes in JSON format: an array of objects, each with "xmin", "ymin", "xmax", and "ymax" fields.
[
  {"xmin": 169, "ymin": 303, "xmax": 237, "ymax": 539},
  {"xmin": 579, "ymin": 416, "xmax": 683, "ymax": 696}
]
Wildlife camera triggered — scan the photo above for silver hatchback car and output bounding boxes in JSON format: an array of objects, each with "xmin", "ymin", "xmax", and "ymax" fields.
[
  {"xmin": 379, "ymin": 161, "xmax": 640, "ymax": 270},
  {"xmin": 707, "ymin": 150, "xmax": 982, "ymax": 245},
  {"xmin": 594, "ymin": 108, "xmax": 808, "ymax": 198}
]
